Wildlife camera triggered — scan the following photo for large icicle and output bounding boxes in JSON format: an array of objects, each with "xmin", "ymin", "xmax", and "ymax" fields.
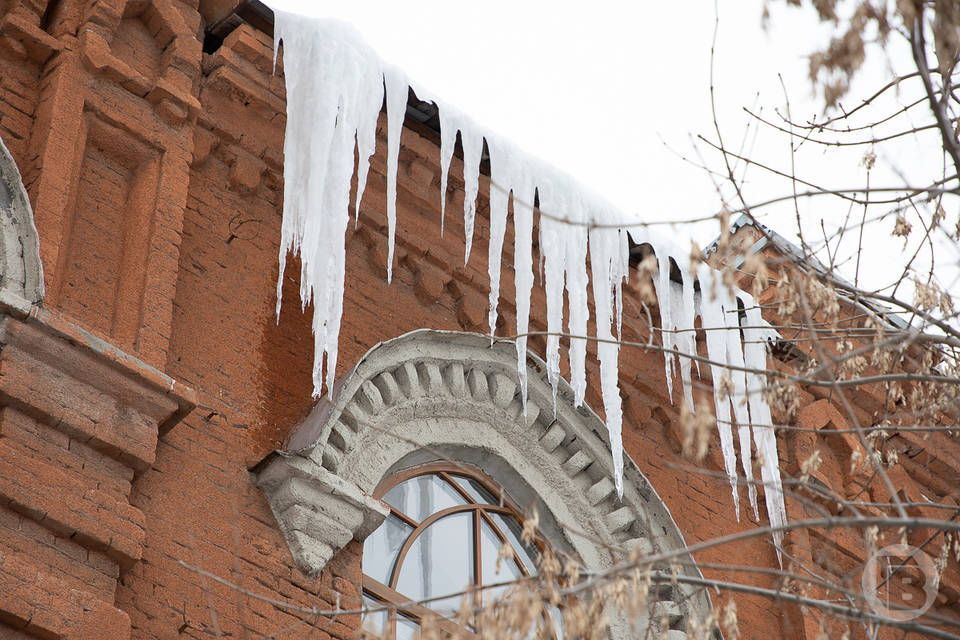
[
  {"xmin": 677, "ymin": 268, "xmax": 697, "ymax": 410},
  {"xmin": 271, "ymin": 12, "xmax": 788, "ymax": 537},
  {"xmin": 590, "ymin": 226, "xmax": 626, "ymax": 496},
  {"xmin": 697, "ymin": 266, "xmax": 741, "ymax": 517},
  {"xmin": 437, "ymin": 106, "xmax": 483, "ymax": 255},
  {"xmin": 486, "ymin": 134, "xmax": 511, "ymax": 340},
  {"xmin": 725, "ymin": 295, "xmax": 760, "ymax": 522},
  {"xmin": 459, "ymin": 125, "xmax": 484, "ymax": 265},
  {"xmin": 744, "ymin": 306, "xmax": 787, "ymax": 563},
  {"xmin": 564, "ymin": 220, "xmax": 589, "ymax": 406},
  {"xmin": 273, "ymin": 13, "xmax": 385, "ymax": 394},
  {"xmin": 383, "ymin": 65, "xmax": 408, "ymax": 283},
  {"xmin": 511, "ymin": 178, "xmax": 536, "ymax": 413},
  {"xmin": 352, "ymin": 62, "xmax": 382, "ymax": 225},
  {"xmin": 654, "ymin": 253, "xmax": 675, "ymax": 401}
]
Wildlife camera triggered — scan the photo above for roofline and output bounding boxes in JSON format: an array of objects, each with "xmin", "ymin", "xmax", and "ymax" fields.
[
  {"xmin": 706, "ymin": 213, "xmax": 908, "ymax": 330},
  {"xmin": 203, "ymin": 5, "xmax": 906, "ymax": 338}
]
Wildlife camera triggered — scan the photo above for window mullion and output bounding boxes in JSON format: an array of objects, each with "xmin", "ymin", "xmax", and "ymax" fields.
[
  {"xmin": 439, "ymin": 470, "xmax": 477, "ymax": 504},
  {"xmin": 473, "ymin": 506, "xmax": 482, "ymax": 614},
  {"xmin": 390, "ymin": 507, "xmax": 419, "ymax": 529}
]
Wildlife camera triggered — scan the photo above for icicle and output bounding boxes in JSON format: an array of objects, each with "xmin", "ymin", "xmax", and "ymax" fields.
[
  {"xmin": 273, "ymin": 12, "xmax": 385, "ymax": 393},
  {"xmin": 744, "ymin": 306, "xmax": 787, "ymax": 565},
  {"xmin": 697, "ymin": 265, "xmax": 740, "ymax": 517},
  {"xmin": 677, "ymin": 266, "xmax": 697, "ymax": 410},
  {"xmin": 317, "ymin": 86, "xmax": 357, "ymax": 393},
  {"xmin": 352, "ymin": 65, "xmax": 383, "ymax": 226},
  {"xmin": 725, "ymin": 295, "xmax": 759, "ymax": 522},
  {"xmin": 383, "ymin": 65, "xmax": 407, "ymax": 283},
  {"xmin": 512, "ymin": 178, "xmax": 535, "ymax": 413},
  {"xmin": 541, "ymin": 214, "xmax": 566, "ymax": 410},
  {"xmin": 565, "ymin": 219, "xmax": 589, "ymax": 407},
  {"xmin": 486, "ymin": 135, "xmax": 511, "ymax": 338},
  {"xmin": 590, "ymin": 226, "xmax": 625, "ymax": 496},
  {"xmin": 654, "ymin": 252, "xmax": 675, "ymax": 402},
  {"xmin": 460, "ymin": 125, "xmax": 484, "ymax": 265}
]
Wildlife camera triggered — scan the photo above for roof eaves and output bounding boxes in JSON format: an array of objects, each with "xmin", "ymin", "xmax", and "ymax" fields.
[{"xmin": 706, "ymin": 213, "xmax": 908, "ymax": 330}]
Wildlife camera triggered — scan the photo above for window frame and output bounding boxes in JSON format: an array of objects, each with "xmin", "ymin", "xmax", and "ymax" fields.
[{"xmin": 361, "ymin": 461, "xmax": 552, "ymax": 639}]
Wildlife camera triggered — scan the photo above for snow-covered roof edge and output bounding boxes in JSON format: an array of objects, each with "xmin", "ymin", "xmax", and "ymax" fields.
[{"xmin": 706, "ymin": 213, "xmax": 909, "ymax": 331}]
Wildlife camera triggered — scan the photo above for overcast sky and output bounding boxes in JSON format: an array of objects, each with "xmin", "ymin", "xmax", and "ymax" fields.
[{"xmin": 263, "ymin": 0, "xmax": 958, "ymax": 301}]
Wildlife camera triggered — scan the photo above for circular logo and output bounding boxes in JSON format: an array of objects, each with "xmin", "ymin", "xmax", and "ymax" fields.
[{"xmin": 861, "ymin": 544, "xmax": 938, "ymax": 621}]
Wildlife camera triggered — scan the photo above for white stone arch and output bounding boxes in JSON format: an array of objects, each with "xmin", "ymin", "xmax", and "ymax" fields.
[
  {"xmin": 0, "ymin": 135, "xmax": 43, "ymax": 304},
  {"xmin": 255, "ymin": 330, "xmax": 711, "ymax": 637}
]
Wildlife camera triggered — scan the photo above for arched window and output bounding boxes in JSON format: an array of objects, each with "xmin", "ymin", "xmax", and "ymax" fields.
[
  {"xmin": 256, "ymin": 331, "xmax": 713, "ymax": 639},
  {"xmin": 361, "ymin": 462, "xmax": 555, "ymax": 639}
]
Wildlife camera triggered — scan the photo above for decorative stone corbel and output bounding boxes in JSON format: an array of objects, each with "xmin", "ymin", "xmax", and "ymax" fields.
[{"xmin": 254, "ymin": 453, "xmax": 389, "ymax": 577}]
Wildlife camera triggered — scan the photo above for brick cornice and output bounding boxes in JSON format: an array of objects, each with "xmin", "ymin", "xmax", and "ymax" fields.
[
  {"xmin": 1, "ymin": 294, "xmax": 196, "ymax": 448},
  {"xmin": 0, "ymin": 294, "xmax": 195, "ymax": 638}
]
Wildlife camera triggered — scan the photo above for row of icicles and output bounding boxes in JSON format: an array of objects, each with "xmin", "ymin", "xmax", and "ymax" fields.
[{"xmin": 271, "ymin": 9, "xmax": 786, "ymax": 558}]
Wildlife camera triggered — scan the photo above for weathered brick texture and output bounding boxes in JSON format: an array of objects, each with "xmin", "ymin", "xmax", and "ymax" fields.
[{"xmin": 0, "ymin": 1, "xmax": 956, "ymax": 639}]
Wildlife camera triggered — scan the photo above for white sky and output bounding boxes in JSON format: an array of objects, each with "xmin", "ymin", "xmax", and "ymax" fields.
[{"xmin": 264, "ymin": 0, "xmax": 959, "ymax": 302}]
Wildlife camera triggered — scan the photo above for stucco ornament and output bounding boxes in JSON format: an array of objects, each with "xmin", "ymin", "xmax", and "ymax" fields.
[
  {"xmin": 0, "ymin": 135, "xmax": 44, "ymax": 305},
  {"xmin": 255, "ymin": 330, "xmax": 711, "ymax": 638}
]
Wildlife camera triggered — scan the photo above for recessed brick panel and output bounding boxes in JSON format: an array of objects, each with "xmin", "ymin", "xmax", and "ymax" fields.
[{"xmin": 56, "ymin": 115, "xmax": 160, "ymax": 352}]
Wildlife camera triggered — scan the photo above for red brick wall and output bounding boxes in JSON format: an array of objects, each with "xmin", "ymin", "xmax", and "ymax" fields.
[
  {"xmin": 0, "ymin": 2, "xmax": 956, "ymax": 639},
  {"xmin": 114, "ymin": 21, "xmax": 798, "ymax": 635}
]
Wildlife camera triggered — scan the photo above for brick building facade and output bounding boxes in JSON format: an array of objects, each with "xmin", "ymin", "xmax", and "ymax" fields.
[{"xmin": 0, "ymin": 1, "xmax": 957, "ymax": 638}]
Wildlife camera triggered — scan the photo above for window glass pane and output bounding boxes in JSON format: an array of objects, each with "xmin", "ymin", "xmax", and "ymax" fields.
[
  {"xmin": 480, "ymin": 517, "xmax": 523, "ymax": 604},
  {"xmin": 487, "ymin": 512, "xmax": 538, "ymax": 574},
  {"xmin": 383, "ymin": 474, "xmax": 467, "ymax": 522},
  {"xmin": 395, "ymin": 511, "xmax": 473, "ymax": 615},
  {"xmin": 396, "ymin": 614, "xmax": 420, "ymax": 640},
  {"xmin": 361, "ymin": 594, "xmax": 388, "ymax": 637},
  {"xmin": 449, "ymin": 475, "xmax": 499, "ymax": 505},
  {"xmin": 363, "ymin": 514, "xmax": 413, "ymax": 585}
]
